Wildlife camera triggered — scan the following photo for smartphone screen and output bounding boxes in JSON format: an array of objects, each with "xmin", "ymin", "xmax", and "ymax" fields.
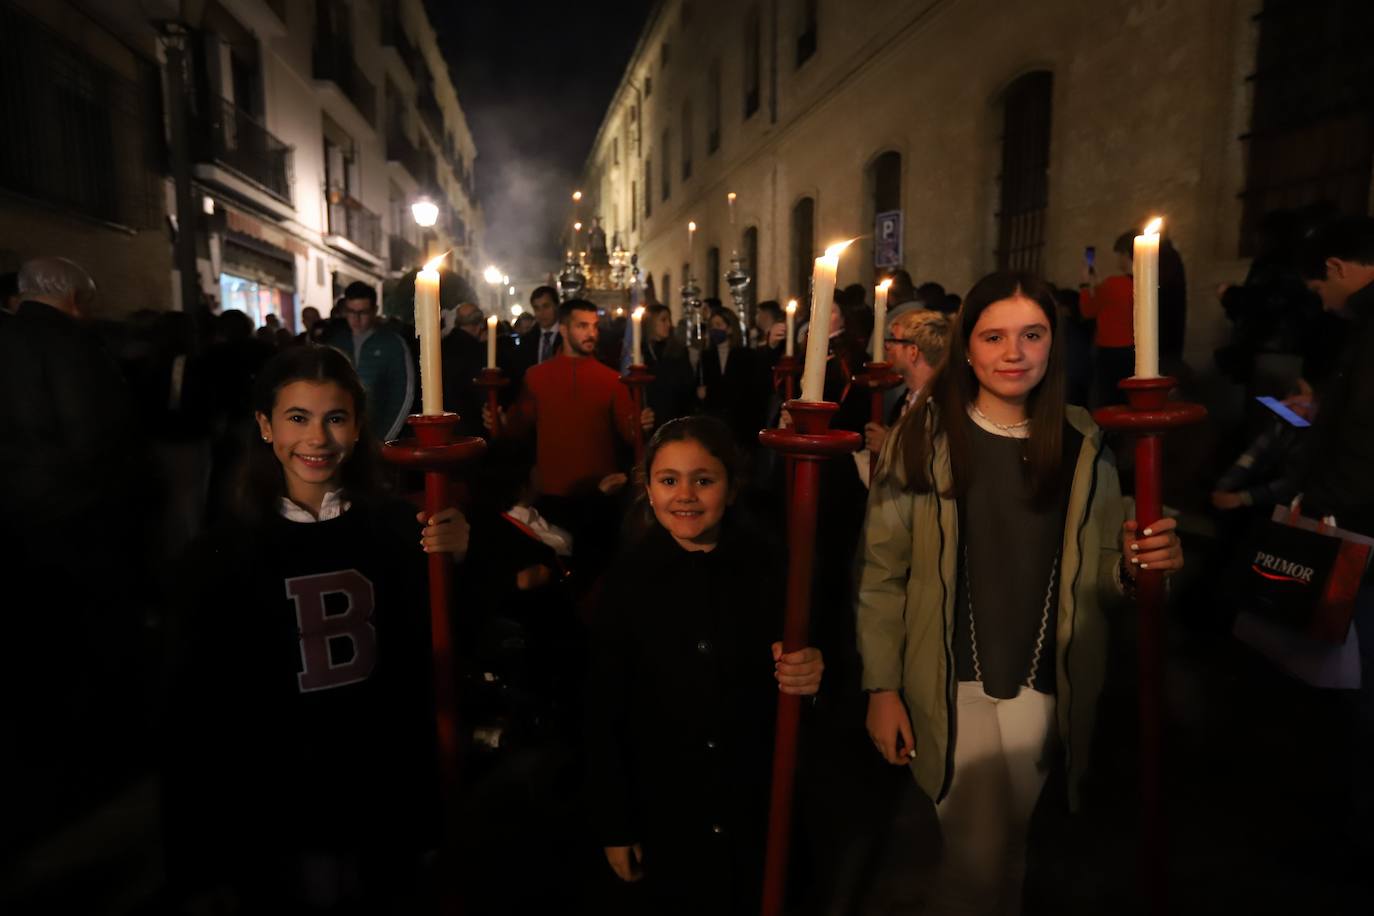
[
  {"xmin": 1084, "ymin": 246, "xmax": 1096, "ymax": 268},
  {"xmin": 1256, "ymin": 396, "xmax": 1311, "ymax": 428}
]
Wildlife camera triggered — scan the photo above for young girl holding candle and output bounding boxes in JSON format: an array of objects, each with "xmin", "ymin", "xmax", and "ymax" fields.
[
  {"xmin": 857, "ymin": 272, "xmax": 1183, "ymax": 915},
  {"xmin": 586, "ymin": 416, "xmax": 824, "ymax": 915},
  {"xmin": 165, "ymin": 345, "xmax": 468, "ymax": 912}
]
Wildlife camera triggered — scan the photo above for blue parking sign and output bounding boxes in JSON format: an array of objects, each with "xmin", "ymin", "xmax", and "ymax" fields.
[{"xmin": 875, "ymin": 210, "xmax": 902, "ymax": 269}]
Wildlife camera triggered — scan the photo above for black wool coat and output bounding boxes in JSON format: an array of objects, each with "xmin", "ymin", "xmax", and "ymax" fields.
[{"xmin": 586, "ymin": 519, "xmax": 784, "ymax": 915}]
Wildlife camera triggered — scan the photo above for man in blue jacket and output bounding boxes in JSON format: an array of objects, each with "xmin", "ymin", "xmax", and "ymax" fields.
[{"xmin": 325, "ymin": 281, "xmax": 414, "ymax": 441}]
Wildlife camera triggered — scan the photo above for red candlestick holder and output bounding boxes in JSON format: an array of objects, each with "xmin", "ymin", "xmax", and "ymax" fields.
[
  {"xmin": 621, "ymin": 364, "xmax": 656, "ymax": 467},
  {"xmin": 474, "ymin": 366, "xmax": 508, "ymax": 437},
  {"xmin": 756, "ymin": 401, "xmax": 862, "ymax": 916},
  {"xmin": 1092, "ymin": 376, "xmax": 1205, "ymax": 916},
  {"xmin": 772, "ymin": 353, "xmax": 801, "ymax": 403},
  {"xmin": 382, "ymin": 413, "xmax": 486, "ymax": 912},
  {"xmin": 853, "ymin": 360, "xmax": 902, "ymax": 477}
]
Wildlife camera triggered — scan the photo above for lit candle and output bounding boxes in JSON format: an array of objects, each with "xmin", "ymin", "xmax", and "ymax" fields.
[
  {"xmin": 415, "ymin": 253, "xmax": 445, "ymax": 415},
  {"xmin": 486, "ymin": 314, "xmax": 498, "ymax": 369},
  {"xmin": 727, "ymin": 192, "xmax": 737, "ymax": 227},
  {"xmin": 800, "ymin": 239, "xmax": 853, "ymax": 401},
  {"xmin": 1133, "ymin": 217, "xmax": 1162, "ymax": 379},
  {"xmin": 687, "ymin": 221, "xmax": 697, "ymax": 276},
  {"xmin": 632, "ymin": 306, "xmax": 645, "ymax": 364},
  {"xmin": 872, "ymin": 278, "xmax": 892, "ymax": 363},
  {"xmin": 785, "ymin": 299, "xmax": 797, "ymax": 357}
]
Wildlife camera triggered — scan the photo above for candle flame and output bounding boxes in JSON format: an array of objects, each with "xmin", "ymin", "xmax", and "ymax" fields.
[
  {"xmin": 1143, "ymin": 217, "xmax": 1163, "ymax": 236},
  {"xmin": 727, "ymin": 192, "xmax": 736, "ymax": 203},
  {"xmin": 786, "ymin": 299, "xmax": 798, "ymax": 314},
  {"xmin": 878, "ymin": 278, "xmax": 893, "ymax": 291},
  {"xmin": 572, "ymin": 190, "xmax": 582, "ymax": 201},
  {"xmin": 422, "ymin": 250, "xmax": 450, "ymax": 272},
  {"xmin": 824, "ymin": 238, "xmax": 857, "ymax": 258},
  {"xmin": 487, "ymin": 314, "xmax": 497, "ymax": 325},
  {"xmin": 574, "ymin": 221, "xmax": 582, "ymax": 231},
  {"xmin": 688, "ymin": 221, "xmax": 697, "ymax": 232},
  {"xmin": 632, "ymin": 306, "xmax": 645, "ymax": 319}
]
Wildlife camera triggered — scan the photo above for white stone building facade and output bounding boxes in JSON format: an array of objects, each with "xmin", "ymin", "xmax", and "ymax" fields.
[{"xmin": 579, "ymin": 0, "xmax": 1373, "ymax": 370}]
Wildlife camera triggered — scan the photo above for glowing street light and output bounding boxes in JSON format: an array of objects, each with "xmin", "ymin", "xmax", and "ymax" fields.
[{"xmin": 411, "ymin": 197, "xmax": 439, "ymax": 228}]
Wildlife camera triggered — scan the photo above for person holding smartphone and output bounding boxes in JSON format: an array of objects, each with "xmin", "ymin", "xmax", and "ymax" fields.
[{"xmin": 1078, "ymin": 231, "xmax": 1138, "ymax": 407}]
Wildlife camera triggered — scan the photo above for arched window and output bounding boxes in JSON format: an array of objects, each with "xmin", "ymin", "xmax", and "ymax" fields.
[
  {"xmin": 866, "ymin": 150, "xmax": 902, "ymax": 286},
  {"xmin": 743, "ymin": 226, "xmax": 759, "ymax": 308},
  {"xmin": 1240, "ymin": 0, "xmax": 1374, "ymax": 254},
  {"xmin": 681, "ymin": 99, "xmax": 694, "ymax": 181},
  {"xmin": 995, "ymin": 71, "xmax": 1053, "ymax": 274},
  {"xmin": 791, "ymin": 196, "xmax": 815, "ymax": 310}
]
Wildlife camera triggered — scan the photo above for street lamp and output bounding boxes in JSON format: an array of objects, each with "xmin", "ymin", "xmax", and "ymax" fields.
[
  {"xmin": 484, "ymin": 265, "xmax": 504, "ymax": 313},
  {"xmin": 411, "ymin": 197, "xmax": 439, "ymax": 228}
]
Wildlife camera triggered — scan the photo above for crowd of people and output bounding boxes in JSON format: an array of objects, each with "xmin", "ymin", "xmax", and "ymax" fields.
[{"xmin": 0, "ymin": 209, "xmax": 1370, "ymax": 915}]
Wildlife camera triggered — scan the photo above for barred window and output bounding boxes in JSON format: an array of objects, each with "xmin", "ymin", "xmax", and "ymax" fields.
[
  {"xmin": 1240, "ymin": 0, "xmax": 1374, "ymax": 255},
  {"xmin": 744, "ymin": 7, "xmax": 760, "ymax": 119},
  {"xmin": 796, "ymin": 0, "xmax": 817, "ymax": 68},
  {"xmin": 743, "ymin": 226, "xmax": 759, "ymax": 309},
  {"xmin": 681, "ymin": 100, "xmax": 694, "ymax": 181},
  {"xmin": 661, "ymin": 128, "xmax": 671, "ymax": 201},
  {"xmin": 707, "ymin": 58, "xmax": 722, "ymax": 153},
  {"xmin": 995, "ymin": 71, "xmax": 1053, "ymax": 274},
  {"xmin": 791, "ymin": 197, "xmax": 815, "ymax": 308}
]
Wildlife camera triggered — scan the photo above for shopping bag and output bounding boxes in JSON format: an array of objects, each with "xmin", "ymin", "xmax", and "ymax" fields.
[{"xmin": 1236, "ymin": 503, "xmax": 1373, "ymax": 644}]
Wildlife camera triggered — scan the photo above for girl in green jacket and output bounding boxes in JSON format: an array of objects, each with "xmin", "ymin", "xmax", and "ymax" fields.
[{"xmin": 856, "ymin": 272, "xmax": 1183, "ymax": 915}]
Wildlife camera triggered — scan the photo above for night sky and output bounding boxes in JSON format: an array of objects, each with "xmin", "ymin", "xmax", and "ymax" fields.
[{"xmin": 424, "ymin": 0, "xmax": 652, "ymax": 282}]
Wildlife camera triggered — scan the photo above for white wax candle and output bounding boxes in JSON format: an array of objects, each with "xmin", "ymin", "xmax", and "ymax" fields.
[
  {"xmin": 785, "ymin": 300, "xmax": 797, "ymax": 357},
  {"xmin": 687, "ymin": 221, "xmax": 696, "ymax": 277},
  {"xmin": 800, "ymin": 240, "xmax": 851, "ymax": 401},
  {"xmin": 727, "ymin": 192, "xmax": 737, "ymax": 227},
  {"xmin": 415, "ymin": 258, "xmax": 443, "ymax": 415},
  {"xmin": 631, "ymin": 306, "xmax": 644, "ymax": 364},
  {"xmin": 872, "ymin": 278, "xmax": 892, "ymax": 363},
  {"xmin": 486, "ymin": 315, "xmax": 498, "ymax": 369},
  {"xmin": 1132, "ymin": 218, "xmax": 1162, "ymax": 379}
]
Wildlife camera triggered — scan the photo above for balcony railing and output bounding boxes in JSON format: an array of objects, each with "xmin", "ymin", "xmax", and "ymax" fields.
[
  {"xmin": 325, "ymin": 187, "xmax": 382, "ymax": 255},
  {"xmin": 386, "ymin": 125, "xmax": 428, "ymax": 184},
  {"xmin": 313, "ymin": 39, "xmax": 377, "ymax": 127},
  {"xmin": 417, "ymin": 84, "xmax": 443, "ymax": 142},
  {"xmin": 199, "ymin": 98, "xmax": 293, "ymax": 201},
  {"xmin": 388, "ymin": 233, "xmax": 419, "ymax": 273},
  {"xmin": 379, "ymin": 4, "xmax": 417, "ymax": 69}
]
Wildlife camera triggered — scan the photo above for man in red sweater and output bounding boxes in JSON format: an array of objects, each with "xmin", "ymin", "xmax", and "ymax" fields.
[
  {"xmin": 1079, "ymin": 230, "xmax": 1137, "ymax": 406},
  {"xmin": 486, "ymin": 299, "xmax": 652, "ymax": 499}
]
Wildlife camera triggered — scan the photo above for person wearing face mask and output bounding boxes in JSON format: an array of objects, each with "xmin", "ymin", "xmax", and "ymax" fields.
[
  {"xmin": 586, "ymin": 416, "xmax": 824, "ymax": 915},
  {"xmin": 698, "ymin": 306, "xmax": 764, "ymax": 452},
  {"xmin": 858, "ymin": 272, "xmax": 1185, "ymax": 915}
]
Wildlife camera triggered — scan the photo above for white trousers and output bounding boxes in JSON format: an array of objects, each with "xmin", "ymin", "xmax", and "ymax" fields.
[{"xmin": 929, "ymin": 681, "xmax": 1056, "ymax": 916}]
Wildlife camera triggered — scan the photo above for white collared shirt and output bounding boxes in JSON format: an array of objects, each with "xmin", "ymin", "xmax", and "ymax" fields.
[
  {"xmin": 279, "ymin": 489, "xmax": 351, "ymax": 523},
  {"xmin": 507, "ymin": 504, "xmax": 574, "ymax": 557}
]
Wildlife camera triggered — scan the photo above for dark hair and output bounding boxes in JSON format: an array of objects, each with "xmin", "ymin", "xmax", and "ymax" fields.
[
  {"xmin": 1112, "ymin": 231, "xmax": 1135, "ymax": 258},
  {"xmin": 892, "ymin": 271, "xmax": 1067, "ymax": 507},
  {"xmin": 558, "ymin": 298, "xmax": 599, "ymax": 324},
  {"xmin": 708, "ymin": 305, "xmax": 744, "ymax": 347},
  {"xmin": 1300, "ymin": 215, "xmax": 1374, "ymax": 280},
  {"xmin": 530, "ymin": 285, "xmax": 559, "ymax": 306},
  {"xmin": 236, "ymin": 345, "xmax": 387, "ymax": 525},
  {"xmin": 0, "ymin": 271, "xmax": 18, "ymax": 302},
  {"xmin": 941, "ymin": 293, "xmax": 962, "ymax": 314},
  {"xmin": 474, "ymin": 438, "xmax": 536, "ymax": 516},
  {"xmin": 644, "ymin": 415, "xmax": 745, "ymax": 491},
  {"xmin": 343, "ymin": 281, "xmax": 378, "ymax": 307},
  {"xmin": 756, "ymin": 300, "xmax": 784, "ymax": 320},
  {"xmin": 917, "ymin": 281, "xmax": 946, "ymax": 305}
]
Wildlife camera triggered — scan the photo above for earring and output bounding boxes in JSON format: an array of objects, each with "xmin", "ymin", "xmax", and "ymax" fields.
[{"xmin": 263, "ymin": 436, "xmax": 271, "ymax": 442}]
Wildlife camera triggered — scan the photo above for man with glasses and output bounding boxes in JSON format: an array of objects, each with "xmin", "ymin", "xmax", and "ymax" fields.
[
  {"xmin": 325, "ymin": 280, "xmax": 414, "ymax": 441},
  {"xmin": 864, "ymin": 309, "xmax": 951, "ymax": 460}
]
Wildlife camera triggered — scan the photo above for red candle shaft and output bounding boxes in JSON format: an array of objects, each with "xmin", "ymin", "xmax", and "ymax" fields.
[{"xmin": 759, "ymin": 455, "xmax": 821, "ymax": 916}]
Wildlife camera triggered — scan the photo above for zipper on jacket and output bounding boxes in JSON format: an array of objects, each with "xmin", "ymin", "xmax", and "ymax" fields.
[
  {"xmin": 933, "ymin": 447, "xmax": 957, "ymax": 803},
  {"xmin": 1060, "ymin": 437, "xmax": 1100, "ymax": 776}
]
